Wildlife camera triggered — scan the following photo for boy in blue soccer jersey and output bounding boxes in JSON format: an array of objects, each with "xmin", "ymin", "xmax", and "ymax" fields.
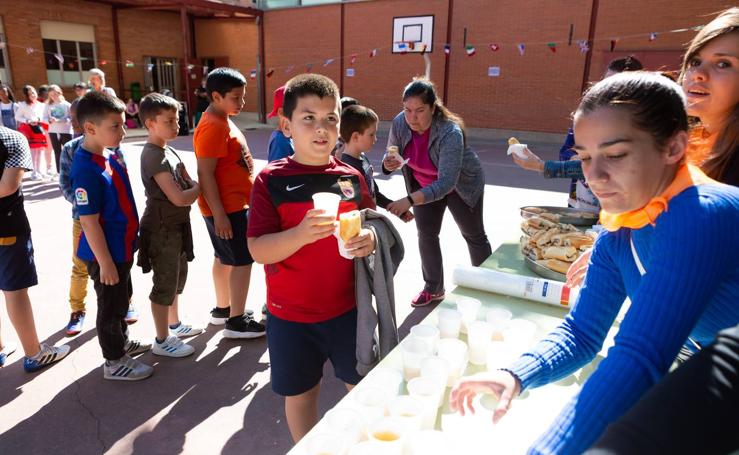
[{"xmin": 71, "ymin": 91, "xmax": 153, "ymax": 381}]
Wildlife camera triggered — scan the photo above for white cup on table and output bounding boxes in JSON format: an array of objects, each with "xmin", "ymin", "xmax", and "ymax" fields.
[
  {"xmin": 420, "ymin": 356, "xmax": 450, "ymax": 407},
  {"xmin": 324, "ymin": 407, "xmax": 364, "ymax": 446},
  {"xmin": 486, "ymin": 307, "xmax": 513, "ymax": 340},
  {"xmin": 353, "ymin": 385, "xmax": 391, "ymax": 428},
  {"xmin": 401, "ymin": 336, "xmax": 433, "ymax": 381},
  {"xmin": 304, "ymin": 432, "xmax": 350, "ymax": 455},
  {"xmin": 456, "ymin": 297, "xmax": 482, "ymax": 334},
  {"xmin": 410, "ymin": 324, "xmax": 440, "ymax": 354},
  {"xmin": 437, "ymin": 338, "xmax": 469, "ymax": 387},
  {"xmin": 367, "ymin": 417, "xmax": 408, "ymax": 455},
  {"xmin": 387, "ymin": 395, "xmax": 425, "ymax": 433},
  {"xmin": 362, "ymin": 367, "xmax": 403, "ymax": 397},
  {"xmin": 437, "ymin": 308, "xmax": 462, "ymax": 339},
  {"xmin": 406, "ymin": 376, "xmax": 442, "ymax": 430},
  {"xmin": 467, "ymin": 320, "xmax": 494, "ymax": 365}
]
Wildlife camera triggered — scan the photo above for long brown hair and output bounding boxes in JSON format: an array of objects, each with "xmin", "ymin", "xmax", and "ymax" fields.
[
  {"xmin": 403, "ymin": 78, "xmax": 467, "ymax": 147},
  {"xmin": 680, "ymin": 7, "xmax": 739, "ymax": 182}
]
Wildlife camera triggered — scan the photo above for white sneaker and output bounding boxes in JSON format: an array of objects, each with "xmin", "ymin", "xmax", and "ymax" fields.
[
  {"xmin": 103, "ymin": 354, "xmax": 154, "ymax": 381},
  {"xmin": 124, "ymin": 339, "xmax": 152, "ymax": 356},
  {"xmin": 31, "ymin": 172, "xmax": 42, "ymax": 181},
  {"xmin": 152, "ymin": 336, "xmax": 195, "ymax": 358},
  {"xmin": 169, "ymin": 322, "xmax": 204, "ymax": 339}
]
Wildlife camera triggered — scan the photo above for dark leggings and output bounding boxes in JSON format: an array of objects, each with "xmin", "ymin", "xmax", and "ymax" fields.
[
  {"xmin": 50, "ymin": 133, "xmax": 72, "ymax": 172},
  {"xmin": 413, "ymin": 190, "xmax": 491, "ymax": 294}
]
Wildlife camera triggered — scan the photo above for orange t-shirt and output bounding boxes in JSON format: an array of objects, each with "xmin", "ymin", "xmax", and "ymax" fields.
[{"xmin": 193, "ymin": 112, "xmax": 255, "ymax": 217}]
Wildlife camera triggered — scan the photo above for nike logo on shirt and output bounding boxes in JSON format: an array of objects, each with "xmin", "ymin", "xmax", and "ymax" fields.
[{"xmin": 286, "ymin": 184, "xmax": 305, "ymax": 191}]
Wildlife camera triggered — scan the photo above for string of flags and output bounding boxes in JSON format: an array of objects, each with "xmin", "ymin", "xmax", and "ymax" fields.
[{"xmin": 0, "ymin": 23, "xmax": 705, "ymax": 80}]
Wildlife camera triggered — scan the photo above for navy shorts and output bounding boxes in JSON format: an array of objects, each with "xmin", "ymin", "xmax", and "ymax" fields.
[
  {"xmin": 267, "ymin": 308, "xmax": 363, "ymax": 396},
  {"xmin": 0, "ymin": 234, "xmax": 38, "ymax": 291},
  {"xmin": 203, "ymin": 209, "xmax": 254, "ymax": 266}
]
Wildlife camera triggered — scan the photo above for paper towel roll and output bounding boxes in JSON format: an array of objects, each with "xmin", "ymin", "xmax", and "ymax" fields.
[{"xmin": 452, "ymin": 265, "xmax": 579, "ymax": 308}]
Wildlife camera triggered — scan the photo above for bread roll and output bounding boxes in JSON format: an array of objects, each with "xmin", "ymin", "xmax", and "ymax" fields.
[
  {"xmin": 544, "ymin": 259, "xmax": 572, "ymax": 274},
  {"xmin": 339, "ymin": 210, "xmax": 361, "ymax": 241},
  {"xmin": 536, "ymin": 228, "xmax": 560, "ymax": 248},
  {"xmin": 540, "ymin": 212, "xmax": 561, "ymax": 222},
  {"xmin": 543, "ymin": 246, "xmax": 579, "ymax": 262},
  {"xmin": 508, "ymin": 137, "xmax": 520, "ymax": 145},
  {"xmin": 524, "ymin": 206, "xmax": 545, "ymax": 214}
]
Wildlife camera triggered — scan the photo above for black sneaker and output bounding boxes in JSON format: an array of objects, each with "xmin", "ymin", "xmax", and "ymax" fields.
[
  {"xmin": 210, "ymin": 306, "xmax": 231, "ymax": 326},
  {"xmin": 223, "ymin": 313, "xmax": 266, "ymax": 339}
]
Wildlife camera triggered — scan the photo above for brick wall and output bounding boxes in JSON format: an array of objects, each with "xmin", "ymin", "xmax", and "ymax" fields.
[
  {"xmin": 195, "ymin": 18, "xmax": 259, "ymax": 112},
  {"xmin": 1, "ymin": 0, "xmax": 734, "ymax": 132}
]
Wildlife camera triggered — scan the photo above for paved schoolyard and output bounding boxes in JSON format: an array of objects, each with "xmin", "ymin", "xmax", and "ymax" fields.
[{"xmin": 0, "ymin": 120, "xmax": 569, "ymax": 454}]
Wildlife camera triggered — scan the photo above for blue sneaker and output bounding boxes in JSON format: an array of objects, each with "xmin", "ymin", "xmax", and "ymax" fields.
[
  {"xmin": 23, "ymin": 343, "xmax": 70, "ymax": 372},
  {"xmin": 0, "ymin": 342, "xmax": 17, "ymax": 367},
  {"xmin": 66, "ymin": 311, "xmax": 86, "ymax": 336},
  {"xmin": 125, "ymin": 304, "xmax": 139, "ymax": 325}
]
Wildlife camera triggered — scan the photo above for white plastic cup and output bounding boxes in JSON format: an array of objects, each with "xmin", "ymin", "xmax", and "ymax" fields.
[
  {"xmin": 362, "ymin": 368, "xmax": 403, "ymax": 397},
  {"xmin": 406, "ymin": 377, "xmax": 442, "ymax": 430},
  {"xmin": 367, "ymin": 417, "xmax": 407, "ymax": 455},
  {"xmin": 401, "ymin": 337, "xmax": 433, "ymax": 381},
  {"xmin": 410, "ymin": 324, "xmax": 440, "ymax": 354},
  {"xmin": 437, "ymin": 338, "xmax": 469, "ymax": 386},
  {"xmin": 503, "ymin": 318, "xmax": 538, "ymax": 349},
  {"xmin": 324, "ymin": 407, "xmax": 364, "ymax": 446},
  {"xmin": 353, "ymin": 385, "xmax": 391, "ymax": 427},
  {"xmin": 486, "ymin": 340, "xmax": 518, "ymax": 372},
  {"xmin": 305, "ymin": 432, "xmax": 349, "ymax": 455},
  {"xmin": 467, "ymin": 320, "xmax": 494, "ymax": 365},
  {"xmin": 437, "ymin": 308, "xmax": 462, "ymax": 339},
  {"xmin": 420, "ymin": 356, "xmax": 450, "ymax": 407},
  {"xmin": 456, "ymin": 297, "xmax": 481, "ymax": 334},
  {"xmin": 312, "ymin": 192, "xmax": 341, "ymax": 225},
  {"xmin": 486, "ymin": 307, "xmax": 513, "ymax": 340},
  {"xmin": 387, "ymin": 395, "xmax": 425, "ymax": 433}
]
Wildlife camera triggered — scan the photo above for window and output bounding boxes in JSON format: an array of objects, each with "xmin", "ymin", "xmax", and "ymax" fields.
[
  {"xmin": 0, "ymin": 18, "xmax": 11, "ymax": 85},
  {"xmin": 40, "ymin": 21, "xmax": 97, "ymax": 87}
]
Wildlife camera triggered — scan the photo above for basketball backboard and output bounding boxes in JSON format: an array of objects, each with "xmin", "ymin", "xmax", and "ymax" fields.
[{"xmin": 392, "ymin": 15, "xmax": 434, "ymax": 53}]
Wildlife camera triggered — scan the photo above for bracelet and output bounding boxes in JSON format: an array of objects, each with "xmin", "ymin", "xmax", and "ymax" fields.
[{"xmin": 406, "ymin": 195, "xmax": 414, "ymax": 206}]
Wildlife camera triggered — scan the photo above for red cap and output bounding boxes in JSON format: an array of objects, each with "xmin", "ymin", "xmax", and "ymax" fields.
[{"xmin": 267, "ymin": 85, "xmax": 285, "ymax": 118}]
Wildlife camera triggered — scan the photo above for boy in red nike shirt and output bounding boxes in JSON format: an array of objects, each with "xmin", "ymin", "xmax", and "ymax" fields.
[{"xmin": 247, "ymin": 74, "xmax": 376, "ymax": 443}]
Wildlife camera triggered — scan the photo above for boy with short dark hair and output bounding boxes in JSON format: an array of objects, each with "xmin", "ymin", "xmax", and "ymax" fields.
[
  {"xmin": 339, "ymin": 104, "xmax": 398, "ymax": 213},
  {"xmin": 247, "ymin": 73, "xmax": 376, "ymax": 442},
  {"xmin": 194, "ymin": 67, "xmax": 265, "ymax": 338},
  {"xmin": 71, "ymin": 91, "xmax": 153, "ymax": 380},
  {"xmin": 137, "ymin": 93, "xmax": 203, "ymax": 357}
]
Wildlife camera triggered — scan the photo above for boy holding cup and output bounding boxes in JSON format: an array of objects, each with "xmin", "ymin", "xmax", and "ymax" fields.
[{"xmin": 247, "ymin": 74, "xmax": 376, "ymax": 443}]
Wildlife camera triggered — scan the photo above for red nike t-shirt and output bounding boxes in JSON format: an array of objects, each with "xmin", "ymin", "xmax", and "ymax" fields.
[{"xmin": 247, "ymin": 156, "xmax": 376, "ymax": 323}]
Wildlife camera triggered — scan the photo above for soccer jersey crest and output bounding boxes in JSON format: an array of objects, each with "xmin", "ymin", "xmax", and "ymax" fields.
[{"xmin": 338, "ymin": 177, "xmax": 355, "ymax": 199}]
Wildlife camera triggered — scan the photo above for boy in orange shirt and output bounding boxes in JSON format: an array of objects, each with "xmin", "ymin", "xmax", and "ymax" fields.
[{"xmin": 194, "ymin": 68, "xmax": 264, "ymax": 338}]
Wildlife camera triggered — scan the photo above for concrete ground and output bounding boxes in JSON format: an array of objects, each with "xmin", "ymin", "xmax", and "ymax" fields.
[{"xmin": 0, "ymin": 115, "xmax": 570, "ymax": 455}]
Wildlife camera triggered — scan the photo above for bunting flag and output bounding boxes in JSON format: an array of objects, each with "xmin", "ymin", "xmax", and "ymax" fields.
[
  {"xmin": 100, "ymin": 60, "xmax": 108, "ymax": 66},
  {"xmin": 610, "ymin": 39, "xmax": 618, "ymax": 52},
  {"xmin": 465, "ymin": 45, "xmax": 476, "ymax": 57},
  {"xmin": 649, "ymin": 32, "xmax": 658, "ymax": 42},
  {"xmin": 547, "ymin": 42, "xmax": 557, "ymax": 53},
  {"xmin": 444, "ymin": 44, "xmax": 451, "ymax": 56},
  {"xmin": 323, "ymin": 58, "xmax": 334, "ymax": 66},
  {"xmin": 369, "ymin": 48, "xmax": 377, "ymax": 58},
  {"xmin": 164, "ymin": 61, "xmax": 173, "ymax": 66},
  {"xmin": 125, "ymin": 60, "xmax": 135, "ymax": 68},
  {"xmin": 350, "ymin": 53, "xmax": 358, "ymax": 65},
  {"xmin": 146, "ymin": 63, "xmax": 154, "ymax": 72},
  {"xmin": 490, "ymin": 43, "xmax": 500, "ymax": 52},
  {"xmin": 54, "ymin": 53, "xmax": 64, "ymax": 64},
  {"xmin": 408, "ymin": 42, "xmax": 415, "ymax": 50},
  {"xmin": 517, "ymin": 43, "xmax": 525, "ymax": 56},
  {"xmin": 25, "ymin": 47, "xmax": 34, "ymax": 54},
  {"xmin": 186, "ymin": 64, "xmax": 195, "ymax": 72},
  {"xmin": 577, "ymin": 39, "xmax": 590, "ymax": 54},
  {"xmin": 306, "ymin": 63, "xmax": 313, "ymax": 73},
  {"xmin": 249, "ymin": 69, "xmax": 256, "ymax": 79},
  {"xmin": 398, "ymin": 42, "xmax": 408, "ymax": 53},
  {"xmin": 285, "ymin": 64, "xmax": 294, "ymax": 74},
  {"xmin": 266, "ymin": 68, "xmax": 275, "ymax": 78}
]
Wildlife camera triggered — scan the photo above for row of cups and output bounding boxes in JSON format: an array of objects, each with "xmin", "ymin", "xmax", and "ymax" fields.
[{"xmin": 302, "ymin": 299, "xmax": 540, "ymax": 454}]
